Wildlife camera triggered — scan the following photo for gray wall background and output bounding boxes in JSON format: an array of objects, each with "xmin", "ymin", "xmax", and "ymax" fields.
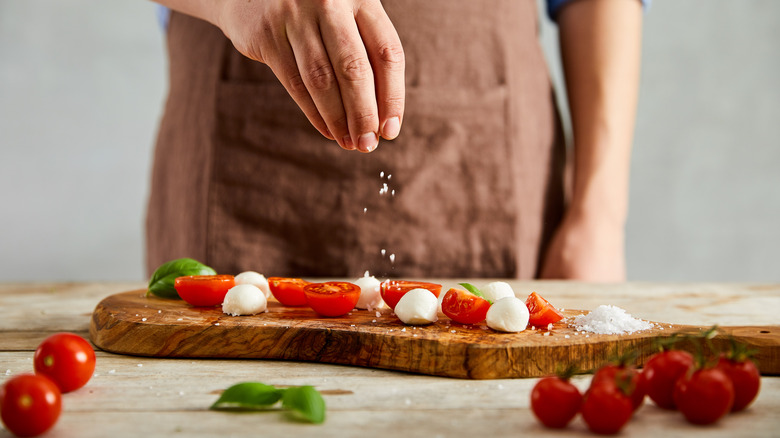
[{"xmin": 1, "ymin": 1, "xmax": 778, "ymax": 282}]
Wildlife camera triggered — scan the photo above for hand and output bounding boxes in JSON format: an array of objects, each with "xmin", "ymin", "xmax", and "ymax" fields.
[
  {"xmin": 539, "ymin": 210, "xmax": 626, "ymax": 282},
  {"xmin": 216, "ymin": 0, "xmax": 405, "ymax": 152}
]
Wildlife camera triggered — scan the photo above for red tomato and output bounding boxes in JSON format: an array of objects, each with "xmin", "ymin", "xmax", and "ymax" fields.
[
  {"xmin": 268, "ymin": 277, "xmax": 310, "ymax": 306},
  {"xmin": 642, "ymin": 349, "xmax": 694, "ymax": 409},
  {"xmin": 530, "ymin": 376, "xmax": 582, "ymax": 429},
  {"xmin": 592, "ymin": 364, "xmax": 646, "ymax": 412},
  {"xmin": 303, "ymin": 282, "xmax": 361, "ymax": 317},
  {"xmin": 581, "ymin": 379, "xmax": 633, "ymax": 435},
  {"xmin": 524, "ymin": 292, "xmax": 563, "ymax": 328},
  {"xmin": 716, "ymin": 355, "xmax": 760, "ymax": 412},
  {"xmin": 0, "ymin": 374, "xmax": 62, "ymax": 437},
  {"xmin": 673, "ymin": 367, "xmax": 734, "ymax": 425},
  {"xmin": 174, "ymin": 275, "xmax": 235, "ymax": 306},
  {"xmin": 441, "ymin": 287, "xmax": 491, "ymax": 325},
  {"xmin": 380, "ymin": 280, "xmax": 442, "ymax": 311},
  {"xmin": 34, "ymin": 333, "xmax": 96, "ymax": 393}
]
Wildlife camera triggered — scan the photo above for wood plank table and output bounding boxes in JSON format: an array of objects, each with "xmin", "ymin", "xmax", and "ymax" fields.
[{"xmin": 2, "ymin": 281, "xmax": 779, "ymax": 437}]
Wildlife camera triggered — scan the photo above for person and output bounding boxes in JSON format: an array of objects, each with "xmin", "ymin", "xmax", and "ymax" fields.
[{"xmin": 145, "ymin": 0, "xmax": 644, "ymax": 282}]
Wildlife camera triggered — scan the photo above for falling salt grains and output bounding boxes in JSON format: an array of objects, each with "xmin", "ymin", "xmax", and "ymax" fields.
[
  {"xmin": 381, "ymin": 249, "xmax": 386, "ymax": 256},
  {"xmin": 389, "ymin": 254, "xmax": 396, "ymax": 263},
  {"xmin": 363, "ymin": 207, "xmax": 367, "ymax": 214},
  {"xmin": 380, "ymin": 171, "xmax": 385, "ymax": 178},
  {"xmin": 570, "ymin": 305, "xmax": 653, "ymax": 335},
  {"xmin": 387, "ymin": 174, "xmax": 392, "ymax": 180},
  {"xmin": 391, "ymin": 189, "xmax": 395, "ymax": 196}
]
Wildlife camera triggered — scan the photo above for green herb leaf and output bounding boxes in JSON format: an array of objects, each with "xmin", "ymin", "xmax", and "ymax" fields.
[
  {"xmin": 281, "ymin": 386, "xmax": 326, "ymax": 424},
  {"xmin": 458, "ymin": 282, "xmax": 487, "ymax": 300},
  {"xmin": 210, "ymin": 382, "xmax": 283, "ymax": 411},
  {"xmin": 147, "ymin": 258, "xmax": 216, "ymax": 299}
]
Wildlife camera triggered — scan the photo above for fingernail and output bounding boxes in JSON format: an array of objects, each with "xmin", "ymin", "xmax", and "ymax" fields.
[
  {"xmin": 382, "ymin": 117, "xmax": 401, "ymax": 140},
  {"xmin": 342, "ymin": 135, "xmax": 355, "ymax": 150},
  {"xmin": 358, "ymin": 132, "xmax": 378, "ymax": 152},
  {"xmin": 323, "ymin": 127, "xmax": 334, "ymax": 140}
]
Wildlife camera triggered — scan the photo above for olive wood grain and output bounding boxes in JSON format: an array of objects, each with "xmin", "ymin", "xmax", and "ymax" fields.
[{"xmin": 89, "ymin": 290, "xmax": 780, "ymax": 379}]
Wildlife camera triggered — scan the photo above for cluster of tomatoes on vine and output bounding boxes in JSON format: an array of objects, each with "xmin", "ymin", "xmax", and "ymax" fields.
[
  {"xmin": 530, "ymin": 328, "xmax": 761, "ymax": 435},
  {"xmin": 0, "ymin": 333, "xmax": 96, "ymax": 437}
]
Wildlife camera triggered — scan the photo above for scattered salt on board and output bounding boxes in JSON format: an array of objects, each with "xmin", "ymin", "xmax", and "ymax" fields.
[{"xmin": 570, "ymin": 305, "xmax": 653, "ymax": 335}]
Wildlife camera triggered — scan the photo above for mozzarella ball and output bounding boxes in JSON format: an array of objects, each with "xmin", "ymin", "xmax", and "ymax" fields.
[
  {"xmin": 354, "ymin": 274, "xmax": 384, "ymax": 310},
  {"xmin": 394, "ymin": 288, "xmax": 438, "ymax": 325},
  {"xmin": 234, "ymin": 271, "xmax": 271, "ymax": 298},
  {"xmin": 222, "ymin": 284, "xmax": 267, "ymax": 316},
  {"xmin": 486, "ymin": 297, "xmax": 529, "ymax": 333},
  {"xmin": 482, "ymin": 281, "xmax": 515, "ymax": 303}
]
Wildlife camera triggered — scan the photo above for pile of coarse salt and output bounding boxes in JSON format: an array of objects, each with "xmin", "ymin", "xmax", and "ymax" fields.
[{"xmin": 570, "ymin": 305, "xmax": 653, "ymax": 335}]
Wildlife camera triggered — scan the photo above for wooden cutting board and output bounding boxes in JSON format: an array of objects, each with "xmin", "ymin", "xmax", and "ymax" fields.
[{"xmin": 89, "ymin": 290, "xmax": 779, "ymax": 379}]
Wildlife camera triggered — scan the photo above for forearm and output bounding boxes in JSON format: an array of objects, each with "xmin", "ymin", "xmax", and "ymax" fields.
[{"xmin": 558, "ymin": 0, "xmax": 642, "ymax": 226}]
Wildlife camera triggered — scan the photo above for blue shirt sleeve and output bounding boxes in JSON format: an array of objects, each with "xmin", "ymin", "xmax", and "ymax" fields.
[{"xmin": 547, "ymin": 0, "xmax": 651, "ymax": 21}]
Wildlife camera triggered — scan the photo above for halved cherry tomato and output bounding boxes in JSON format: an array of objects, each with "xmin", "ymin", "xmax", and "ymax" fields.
[
  {"xmin": 268, "ymin": 277, "xmax": 310, "ymax": 306},
  {"xmin": 34, "ymin": 333, "xmax": 96, "ymax": 393},
  {"xmin": 303, "ymin": 282, "xmax": 361, "ymax": 317},
  {"xmin": 174, "ymin": 275, "xmax": 235, "ymax": 307},
  {"xmin": 380, "ymin": 280, "xmax": 442, "ymax": 311},
  {"xmin": 441, "ymin": 287, "xmax": 491, "ymax": 325},
  {"xmin": 0, "ymin": 374, "xmax": 62, "ymax": 437},
  {"xmin": 525, "ymin": 292, "xmax": 564, "ymax": 328}
]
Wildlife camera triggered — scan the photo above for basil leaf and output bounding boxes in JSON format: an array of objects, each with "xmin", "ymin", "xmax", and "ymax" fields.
[
  {"xmin": 147, "ymin": 257, "xmax": 216, "ymax": 299},
  {"xmin": 210, "ymin": 382, "xmax": 283, "ymax": 411},
  {"xmin": 281, "ymin": 386, "xmax": 326, "ymax": 424},
  {"xmin": 459, "ymin": 282, "xmax": 486, "ymax": 299}
]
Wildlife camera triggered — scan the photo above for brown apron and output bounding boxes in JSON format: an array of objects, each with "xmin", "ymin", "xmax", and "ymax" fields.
[{"xmin": 146, "ymin": 0, "xmax": 565, "ymax": 279}]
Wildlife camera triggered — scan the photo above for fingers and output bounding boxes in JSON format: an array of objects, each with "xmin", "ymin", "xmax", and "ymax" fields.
[
  {"xmin": 319, "ymin": 7, "xmax": 380, "ymax": 152},
  {"xmin": 355, "ymin": 3, "xmax": 405, "ymax": 140},
  {"xmin": 258, "ymin": 1, "xmax": 405, "ymax": 152}
]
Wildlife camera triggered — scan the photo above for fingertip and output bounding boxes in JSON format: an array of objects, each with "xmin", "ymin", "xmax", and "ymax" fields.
[{"xmin": 381, "ymin": 116, "xmax": 401, "ymax": 140}]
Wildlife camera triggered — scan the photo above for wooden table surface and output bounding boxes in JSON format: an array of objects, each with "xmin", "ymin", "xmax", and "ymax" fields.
[{"xmin": 1, "ymin": 281, "xmax": 779, "ymax": 437}]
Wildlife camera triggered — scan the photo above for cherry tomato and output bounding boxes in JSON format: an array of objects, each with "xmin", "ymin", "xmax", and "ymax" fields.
[
  {"xmin": 716, "ymin": 355, "xmax": 760, "ymax": 412},
  {"xmin": 524, "ymin": 292, "xmax": 563, "ymax": 328},
  {"xmin": 34, "ymin": 333, "xmax": 96, "ymax": 393},
  {"xmin": 174, "ymin": 275, "xmax": 235, "ymax": 306},
  {"xmin": 642, "ymin": 349, "xmax": 694, "ymax": 409},
  {"xmin": 673, "ymin": 367, "xmax": 734, "ymax": 425},
  {"xmin": 268, "ymin": 277, "xmax": 310, "ymax": 306},
  {"xmin": 441, "ymin": 287, "xmax": 491, "ymax": 325},
  {"xmin": 0, "ymin": 374, "xmax": 62, "ymax": 437},
  {"xmin": 380, "ymin": 280, "xmax": 442, "ymax": 311},
  {"xmin": 530, "ymin": 376, "xmax": 582, "ymax": 429},
  {"xmin": 592, "ymin": 364, "xmax": 646, "ymax": 412},
  {"xmin": 581, "ymin": 378, "xmax": 633, "ymax": 435},
  {"xmin": 303, "ymin": 282, "xmax": 361, "ymax": 317}
]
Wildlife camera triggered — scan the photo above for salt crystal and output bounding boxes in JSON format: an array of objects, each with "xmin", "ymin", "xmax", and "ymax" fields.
[
  {"xmin": 391, "ymin": 190, "xmax": 395, "ymax": 196},
  {"xmin": 413, "ymin": 334, "xmax": 418, "ymax": 337},
  {"xmin": 372, "ymin": 319, "xmax": 377, "ymax": 323},
  {"xmin": 158, "ymin": 310, "xmax": 162, "ymax": 313},
  {"xmin": 381, "ymin": 249, "xmax": 386, "ymax": 256},
  {"xmin": 363, "ymin": 207, "xmax": 367, "ymax": 213},
  {"xmin": 177, "ymin": 318, "xmax": 183, "ymax": 321},
  {"xmin": 497, "ymin": 384, "xmax": 504, "ymax": 390},
  {"xmin": 547, "ymin": 323, "xmax": 553, "ymax": 330},
  {"xmin": 451, "ymin": 330, "xmax": 456, "ymax": 333},
  {"xmin": 570, "ymin": 305, "xmax": 653, "ymax": 335},
  {"xmin": 4, "ymin": 370, "xmax": 10, "ymax": 376},
  {"xmin": 401, "ymin": 328, "xmax": 406, "ymax": 332},
  {"xmin": 215, "ymin": 323, "xmax": 220, "ymax": 326},
  {"xmin": 364, "ymin": 270, "xmax": 370, "ymax": 277},
  {"xmin": 543, "ymin": 332, "xmax": 550, "ymax": 337},
  {"xmin": 564, "ymin": 335, "xmax": 570, "ymax": 339},
  {"xmin": 137, "ymin": 364, "xmax": 143, "ymax": 367},
  {"xmin": 350, "ymin": 324, "xmax": 356, "ymax": 327},
  {"xmin": 388, "ymin": 174, "xmax": 392, "ymax": 180},
  {"xmin": 109, "ymin": 369, "xmax": 116, "ymax": 374},
  {"xmin": 389, "ymin": 254, "xmax": 396, "ymax": 263},
  {"xmin": 380, "ymin": 171, "xmax": 385, "ymax": 178},
  {"xmin": 141, "ymin": 318, "xmax": 147, "ymax": 322},
  {"xmin": 376, "ymin": 311, "xmax": 381, "ymax": 317}
]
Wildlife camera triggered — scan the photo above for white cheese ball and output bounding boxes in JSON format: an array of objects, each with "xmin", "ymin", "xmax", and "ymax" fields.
[
  {"xmin": 354, "ymin": 274, "xmax": 384, "ymax": 310},
  {"xmin": 222, "ymin": 284, "xmax": 267, "ymax": 316},
  {"xmin": 486, "ymin": 297, "xmax": 529, "ymax": 333},
  {"xmin": 394, "ymin": 288, "xmax": 438, "ymax": 325},
  {"xmin": 482, "ymin": 281, "xmax": 515, "ymax": 303},
  {"xmin": 234, "ymin": 271, "xmax": 271, "ymax": 298}
]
